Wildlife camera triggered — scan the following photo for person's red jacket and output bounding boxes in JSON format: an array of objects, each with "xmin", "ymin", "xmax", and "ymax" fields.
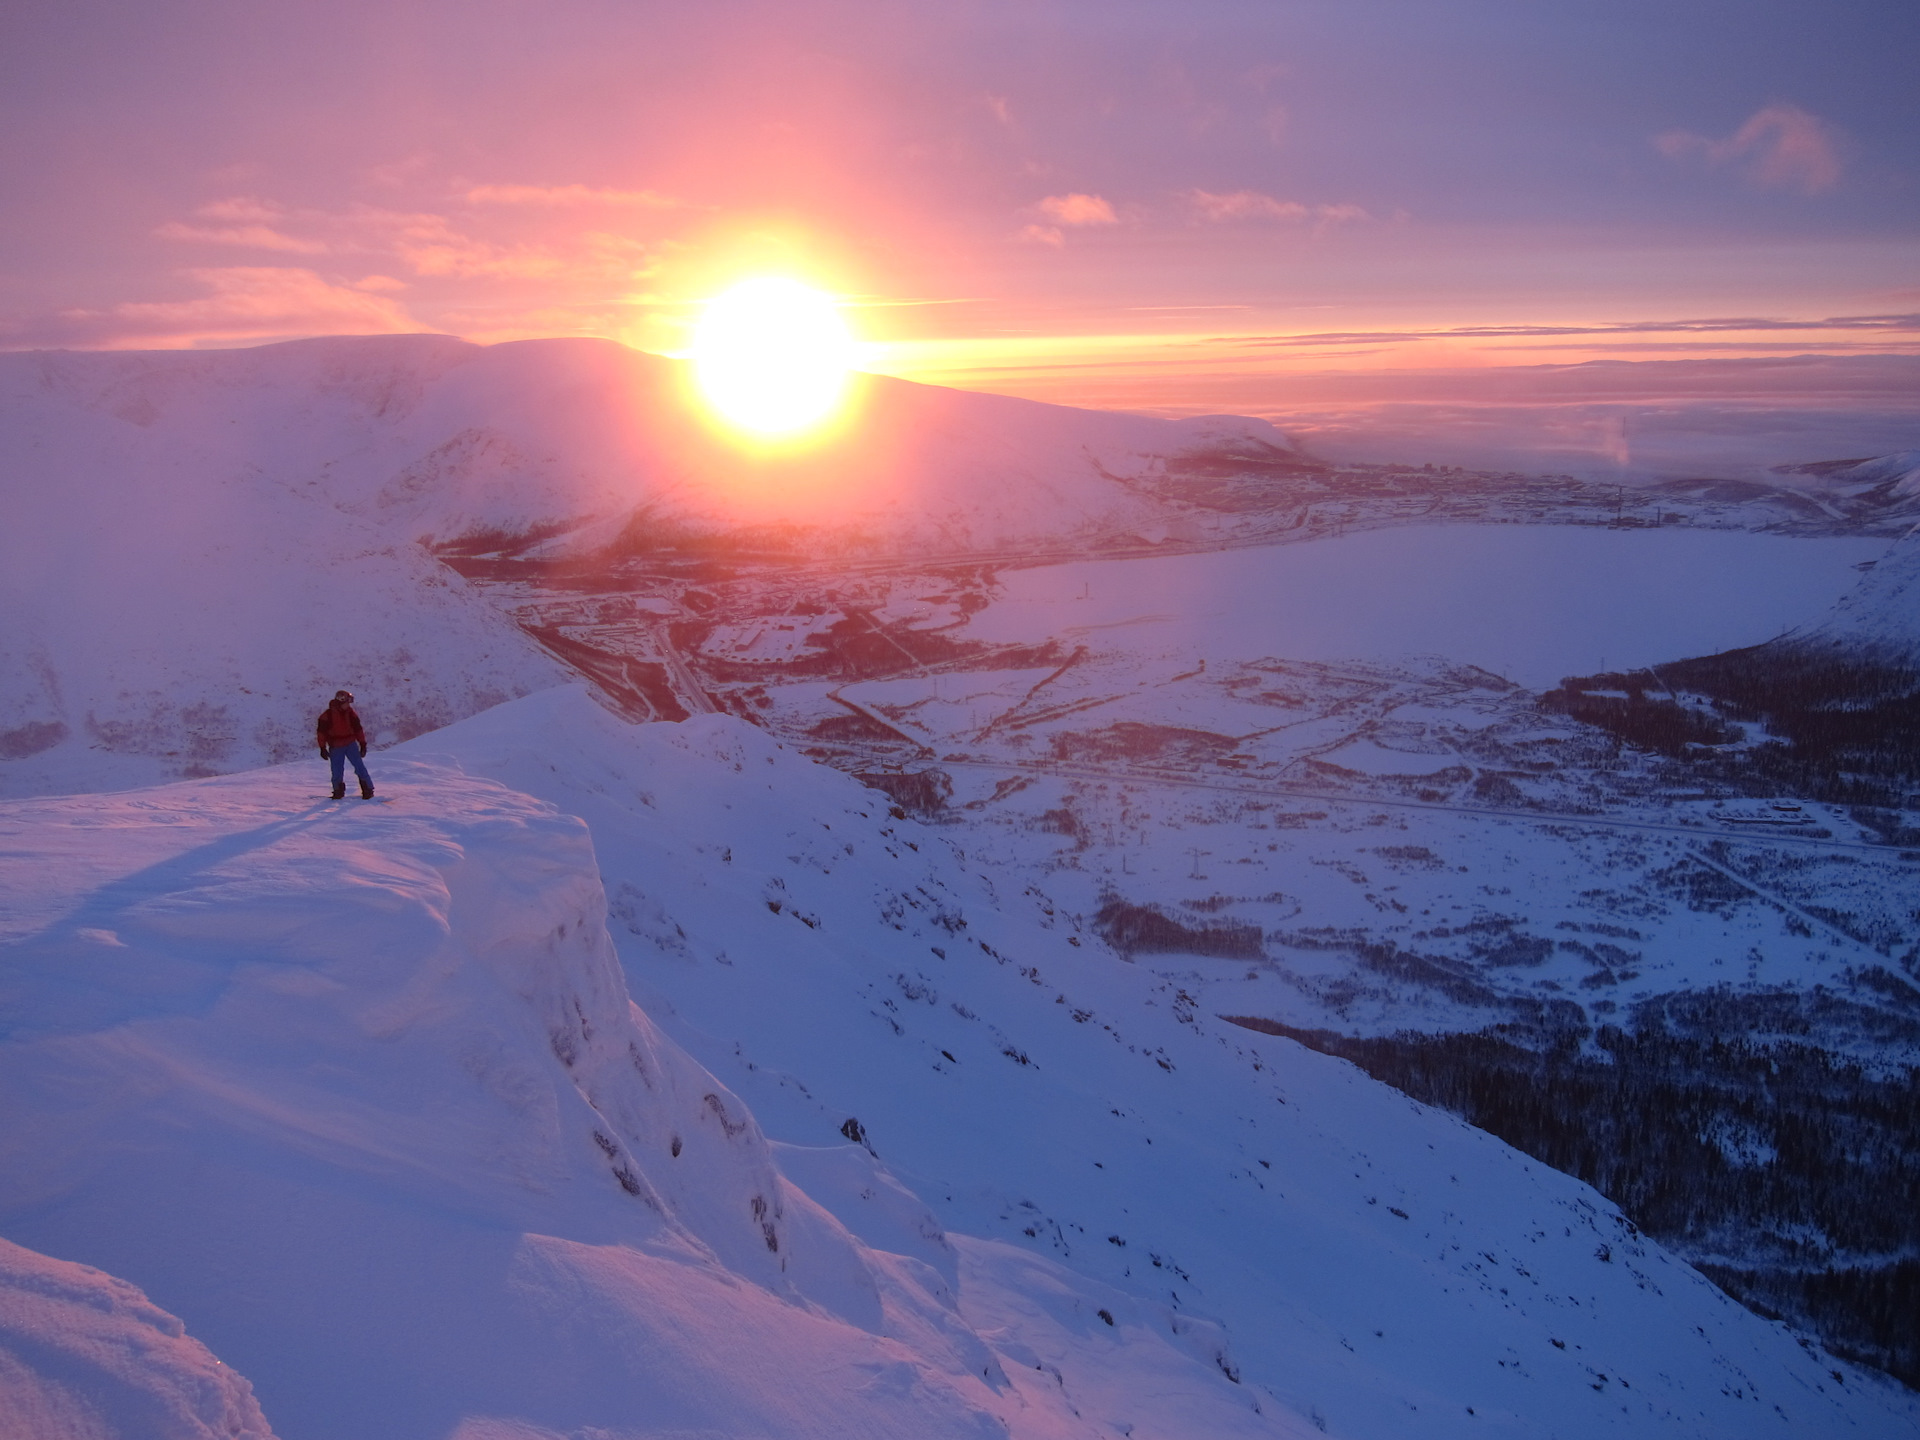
[{"xmin": 316, "ymin": 704, "xmax": 367, "ymax": 753}]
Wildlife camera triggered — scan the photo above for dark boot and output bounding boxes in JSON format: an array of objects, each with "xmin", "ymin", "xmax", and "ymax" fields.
[
  {"xmin": 359, "ymin": 781, "xmax": 375, "ymax": 799},
  {"xmin": 331, "ymin": 783, "xmax": 346, "ymax": 800}
]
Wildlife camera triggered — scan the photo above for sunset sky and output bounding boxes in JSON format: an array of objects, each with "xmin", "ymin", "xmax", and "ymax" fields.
[{"xmin": 3, "ymin": 0, "xmax": 1916, "ymax": 423}]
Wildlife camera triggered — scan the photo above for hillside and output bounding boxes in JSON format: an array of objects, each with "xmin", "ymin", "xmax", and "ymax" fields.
[
  {"xmin": 0, "ymin": 740, "xmax": 1295, "ymax": 1440},
  {"xmin": 0, "ymin": 336, "xmax": 1296, "ymax": 797},
  {"xmin": 4, "ymin": 694, "xmax": 1916, "ymax": 1435}
]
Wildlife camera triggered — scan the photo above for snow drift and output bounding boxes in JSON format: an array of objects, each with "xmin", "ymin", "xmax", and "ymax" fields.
[{"xmin": 0, "ymin": 1237, "xmax": 275, "ymax": 1440}]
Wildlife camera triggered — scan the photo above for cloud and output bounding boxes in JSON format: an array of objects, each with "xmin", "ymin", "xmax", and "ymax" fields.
[
  {"xmin": 1189, "ymin": 191, "xmax": 1370, "ymax": 229},
  {"xmin": 195, "ymin": 197, "xmax": 284, "ymax": 224},
  {"xmin": 389, "ymin": 213, "xmax": 655, "ymax": 282},
  {"xmin": 154, "ymin": 221, "xmax": 328, "ymax": 254},
  {"xmin": 1655, "ymin": 103, "xmax": 1843, "ymax": 194},
  {"xmin": 153, "ymin": 197, "xmax": 328, "ymax": 254},
  {"xmin": 0, "ymin": 267, "xmax": 421, "ymax": 349},
  {"xmin": 1219, "ymin": 311, "xmax": 1920, "ymax": 350},
  {"xmin": 1190, "ymin": 190, "xmax": 1307, "ymax": 222},
  {"xmin": 1017, "ymin": 224, "xmax": 1064, "ymax": 247},
  {"xmin": 1036, "ymin": 192, "xmax": 1118, "ymax": 226},
  {"xmin": 462, "ymin": 183, "xmax": 685, "ymax": 209}
]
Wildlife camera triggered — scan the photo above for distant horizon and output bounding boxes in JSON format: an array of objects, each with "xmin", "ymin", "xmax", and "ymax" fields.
[
  {"xmin": 5, "ymin": 0, "xmax": 1915, "ymax": 437},
  {"xmin": 18, "ymin": 327, "xmax": 1917, "ymax": 480}
]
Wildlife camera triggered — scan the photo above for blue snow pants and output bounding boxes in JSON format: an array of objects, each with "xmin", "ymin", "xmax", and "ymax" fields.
[{"xmin": 328, "ymin": 743, "xmax": 372, "ymax": 790}]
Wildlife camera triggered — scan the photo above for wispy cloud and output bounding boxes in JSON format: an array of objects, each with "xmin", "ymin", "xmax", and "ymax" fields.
[
  {"xmin": 1190, "ymin": 190, "xmax": 1306, "ymax": 222},
  {"xmin": 154, "ymin": 221, "xmax": 329, "ymax": 254},
  {"xmin": 1655, "ymin": 103, "xmax": 1843, "ymax": 194},
  {"xmin": 462, "ymin": 183, "xmax": 686, "ymax": 209},
  {"xmin": 1, "ymin": 267, "xmax": 420, "ymax": 349},
  {"xmin": 1036, "ymin": 192, "xmax": 1118, "ymax": 226},
  {"xmin": 1218, "ymin": 312, "xmax": 1920, "ymax": 349},
  {"xmin": 387, "ymin": 211, "xmax": 655, "ymax": 282},
  {"xmin": 153, "ymin": 198, "xmax": 329, "ymax": 254},
  {"xmin": 1188, "ymin": 191, "xmax": 1370, "ymax": 229}
]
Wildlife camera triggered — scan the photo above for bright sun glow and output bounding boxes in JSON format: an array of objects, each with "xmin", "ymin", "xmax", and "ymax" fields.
[{"xmin": 692, "ymin": 277, "xmax": 855, "ymax": 438}]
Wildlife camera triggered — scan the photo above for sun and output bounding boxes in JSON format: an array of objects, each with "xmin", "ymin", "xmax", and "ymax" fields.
[{"xmin": 691, "ymin": 277, "xmax": 856, "ymax": 438}]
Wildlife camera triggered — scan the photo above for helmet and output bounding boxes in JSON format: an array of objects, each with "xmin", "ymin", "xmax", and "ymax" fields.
[{"xmin": 334, "ymin": 690, "xmax": 354, "ymax": 702}]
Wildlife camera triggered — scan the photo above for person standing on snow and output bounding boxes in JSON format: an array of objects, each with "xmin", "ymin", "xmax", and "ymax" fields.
[{"xmin": 316, "ymin": 689, "xmax": 375, "ymax": 799}]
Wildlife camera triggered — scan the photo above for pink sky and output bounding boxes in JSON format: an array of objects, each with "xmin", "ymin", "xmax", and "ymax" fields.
[{"xmin": 2, "ymin": 0, "xmax": 1916, "ymax": 423}]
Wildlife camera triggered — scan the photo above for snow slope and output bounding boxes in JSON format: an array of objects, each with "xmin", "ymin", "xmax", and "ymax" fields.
[
  {"xmin": 392, "ymin": 687, "xmax": 1920, "ymax": 1439},
  {"xmin": 0, "ymin": 336, "xmax": 1292, "ymax": 797},
  {"xmin": 0, "ymin": 1237, "xmax": 276, "ymax": 1440},
  {"xmin": 1793, "ymin": 518, "xmax": 1920, "ymax": 661},
  {"xmin": 0, "ymin": 748, "xmax": 1303, "ymax": 1440}
]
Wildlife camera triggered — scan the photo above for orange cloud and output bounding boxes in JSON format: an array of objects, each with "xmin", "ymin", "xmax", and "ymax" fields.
[
  {"xmin": 1189, "ymin": 191, "xmax": 1370, "ymax": 229},
  {"xmin": 1, "ymin": 267, "xmax": 420, "ymax": 349},
  {"xmin": 463, "ymin": 183, "xmax": 686, "ymax": 209},
  {"xmin": 1036, "ymin": 192, "xmax": 1118, "ymax": 226},
  {"xmin": 392, "ymin": 213, "xmax": 655, "ymax": 282},
  {"xmin": 1655, "ymin": 103, "xmax": 1843, "ymax": 194},
  {"xmin": 154, "ymin": 221, "xmax": 329, "ymax": 253},
  {"xmin": 1190, "ymin": 189, "xmax": 1307, "ymax": 222},
  {"xmin": 1017, "ymin": 223, "xmax": 1065, "ymax": 247}
]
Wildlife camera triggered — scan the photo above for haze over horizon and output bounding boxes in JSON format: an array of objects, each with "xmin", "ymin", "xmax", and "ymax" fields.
[{"xmin": 3, "ymin": 0, "xmax": 1916, "ymax": 451}]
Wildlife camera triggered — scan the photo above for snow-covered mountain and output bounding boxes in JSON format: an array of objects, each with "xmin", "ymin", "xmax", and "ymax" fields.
[
  {"xmin": 1792, "ymin": 517, "xmax": 1920, "ymax": 660},
  {"xmin": 6, "ymin": 338, "xmax": 1918, "ymax": 1437},
  {"xmin": 0, "ymin": 337, "xmax": 1295, "ymax": 797},
  {"xmin": 0, "ymin": 738, "xmax": 1295, "ymax": 1440},
  {"xmin": 1768, "ymin": 450, "xmax": 1920, "ymax": 533},
  {"xmin": 3, "ymin": 336, "xmax": 1297, "ymax": 559},
  {"xmin": 12, "ymin": 689, "xmax": 1911, "ymax": 1437}
]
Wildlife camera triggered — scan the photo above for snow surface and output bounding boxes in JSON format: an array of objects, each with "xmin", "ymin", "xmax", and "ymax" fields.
[
  {"xmin": 386, "ymin": 687, "xmax": 1920, "ymax": 1439},
  {"xmin": 0, "ymin": 336, "xmax": 1293, "ymax": 797},
  {"xmin": 5, "ymin": 336, "xmax": 1918, "ymax": 1438},
  {"xmin": 0, "ymin": 1236, "xmax": 276, "ymax": 1440},
  {"xmin": 1796, "ymin": 518, "xmax": 1920, "ymax": 660},
  {"xmin": 955, "ymin": 526, "xmax": 1892, "ymax": 690},
  {"xmin": 0, "ymin": 741, "xmax": 1311, "ymax": 1440}
]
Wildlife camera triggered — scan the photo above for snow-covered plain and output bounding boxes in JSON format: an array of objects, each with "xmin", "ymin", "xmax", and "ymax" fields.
[{"xmin": 955, "ymin": 526, "xmax": 1890, "ymax": 690}]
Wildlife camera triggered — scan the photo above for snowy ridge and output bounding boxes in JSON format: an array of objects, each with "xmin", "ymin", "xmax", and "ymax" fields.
[{"xmin": 0, "ymin": 748, "xmax": 1305, "ymax": 1439}]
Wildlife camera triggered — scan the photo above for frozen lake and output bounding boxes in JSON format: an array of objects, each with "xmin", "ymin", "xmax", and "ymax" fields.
[{"xmin": 959, "ymin": 525, "xmax": 1891, "ymax": 690}]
